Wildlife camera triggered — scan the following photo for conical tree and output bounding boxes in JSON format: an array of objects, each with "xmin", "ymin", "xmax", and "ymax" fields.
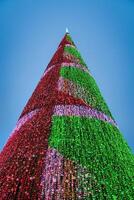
[{"xmin": 0, "ymin": 32, "xmax": 134, "ymax": 200}]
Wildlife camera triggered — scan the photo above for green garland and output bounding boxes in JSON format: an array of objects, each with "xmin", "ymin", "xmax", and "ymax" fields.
[
  {"xmin": 66, "ymin": 34, "xmax": 75, "ymax": 46},
  {"xmin": 48, "ymin": 116, "xmax": 134, "ymax": 199},
  {"xmin": 64, "ymin": 46, "xmax": 87, "ymax": 67},
  {"xmin": 60, "ymin": 66, "xmax": 113, "ymax": 118}
]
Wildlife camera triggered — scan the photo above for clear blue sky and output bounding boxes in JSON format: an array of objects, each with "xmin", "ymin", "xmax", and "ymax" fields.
[{"xmin": 0, "ymin": 0, "xmax": 134, "ymax": 152}]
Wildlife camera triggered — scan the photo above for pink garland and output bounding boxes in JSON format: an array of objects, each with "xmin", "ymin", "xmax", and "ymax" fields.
[
  {"xmin": 64, "ymin": 44, "xmax": 76, "ymax": 48},
  {"xmin": 41, "ymin": 148, "xmax": 64, "ymax": 200},
  {"xmin": 53, "ymin": 105, "xmax": 117, "ymax": 127},
  {"xmin": 42, "ymin": 64, "xmax": 56, "ymax": 78},
  {"xmin": 61, "ymin": 62, "xmax": 91, "ymax": 75},
  {"xmin": 8, "ymin": 109, "xmax": 39, "ymax": 140}
]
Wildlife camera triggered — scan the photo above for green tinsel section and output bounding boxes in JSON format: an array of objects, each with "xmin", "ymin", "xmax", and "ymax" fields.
[
  {"xmin": 66, "ymin": 34, "xmax": 75, "ymax": 46},
  {"xmin": 60, "ymin": 66, "xmax": 113, "ymax": 118},
  {"xmin": 48, "ymin": 116, "xmax": 134, "ymax": 199},
  {"xmin": 64, "ymin": 46, "xmax": 87, "ymax": 67}
]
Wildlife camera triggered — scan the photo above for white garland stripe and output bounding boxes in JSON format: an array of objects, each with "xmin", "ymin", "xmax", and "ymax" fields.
[{"xmin": 53, "ymin": 105, "xmax": 117, "ymax": 127}]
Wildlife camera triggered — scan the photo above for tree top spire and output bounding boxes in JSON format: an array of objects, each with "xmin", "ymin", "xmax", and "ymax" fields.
[{"xmin": 66, "ymin": 27, "xmax": 69, "ymax": 34}]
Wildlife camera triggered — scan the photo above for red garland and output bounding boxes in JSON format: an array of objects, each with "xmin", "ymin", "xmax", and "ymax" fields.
[{"xmin": 0, "ymin": 108, "xmax": 53, "ymax": 199}]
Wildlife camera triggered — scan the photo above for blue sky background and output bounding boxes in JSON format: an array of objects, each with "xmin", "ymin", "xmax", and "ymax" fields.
[{"xmin": 0, "ymin": 0, "xmax": 134, "ymax": 152}]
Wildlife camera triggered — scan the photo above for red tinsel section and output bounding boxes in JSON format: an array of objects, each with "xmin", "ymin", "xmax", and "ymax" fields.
[
  {"xmin": 56, "ymin": 91, "xmax": 89, "ymax": 107},
  {"xmin": 46, "ymin": 46, "xmax": 64, "ymax": 70},
  {"xmin": 0, "ymin": 108, "xmax": 53, "ymax": 199},
  {"xmin": 20, "ymin": 65, "xmax": 61, "ymax": 119}
]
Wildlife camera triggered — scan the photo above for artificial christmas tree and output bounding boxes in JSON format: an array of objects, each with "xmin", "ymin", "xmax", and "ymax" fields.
[{"xmin": 0, "ymin": 32, "xmax": 134, "ymax": 200}]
